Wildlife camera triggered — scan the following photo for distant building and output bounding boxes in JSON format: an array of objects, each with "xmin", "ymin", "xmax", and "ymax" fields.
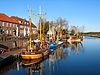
[{"xmin": 0, "ymin": 13, "xmax": 36, "ymax": 37}]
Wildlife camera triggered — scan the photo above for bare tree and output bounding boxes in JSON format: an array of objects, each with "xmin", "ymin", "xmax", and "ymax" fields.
[
  {"xmin": 79, "ymin": 25, "xmax": 85, "ymax": 33},
  {"xmin": 56, "ymin": 17, "xmax": 69, "ymax": 34}
]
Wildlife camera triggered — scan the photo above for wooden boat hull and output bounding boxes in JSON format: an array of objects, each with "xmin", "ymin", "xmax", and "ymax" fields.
[
  {"xmin": 67, "ymin": 38, "xmax": 81, "ymax": 43},
  {"xmin": 21, "ymin": 49, "xmax": 49, "ymax": 60},
  {"xmin": 43, "ymin": 50, "xmax": 49, "ymax": 56},
  {"xmin": 22, "ymin": 58, "xmax": 42, "ymax": 66},
  {"xmin": 21, "ymin": 54, "xmax": 42, "ymax": 60},
  {"xmin": 71, "ymin": 39, "xmax": 81, "ymax": 42}
]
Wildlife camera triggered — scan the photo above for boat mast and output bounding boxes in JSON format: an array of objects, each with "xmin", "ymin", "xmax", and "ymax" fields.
[
  {"xmin": 33, "ymin": 12, "xmax": 39, "ymax": 39},
  {"xmin": 39, "ymin": 6, "xmax": 42, "ymax": 48},
  {"xmin": 50, "ymin": 20, "xmax": 55, "ymax": 42},
  {"xmin": 43, "ymin": 12, "xmax": 46, "ymax": 40},
  {"xmin": 48, "ymin": 20, "xmax": 51, "ymax": 41},
  {"xmin": 29, "ymin": 8, "xmax": 33, "ymax": 50},
  {"xmin": 56, "ymin": 21, "xmax": 59, "ymax": 42}
]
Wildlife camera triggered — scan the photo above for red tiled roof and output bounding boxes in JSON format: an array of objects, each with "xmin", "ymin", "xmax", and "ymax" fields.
[
  {"xmin": 11, "ymin": 16, "xmax": 36, "ymax": 28},
  {"xmin": 0, "ymin": 13, "xmax": 36, "ymax": 28},
  {"xmin": 0, "ymin": 13, "xmax": 18, "ymax": 23},
  {"xmin": 11, "ymin": 16, "xmax": 29, "ymax": 24}
]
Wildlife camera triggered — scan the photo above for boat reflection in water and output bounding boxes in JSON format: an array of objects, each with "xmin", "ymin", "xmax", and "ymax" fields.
[
  {"xmin": 49, "ymin": 52, "xmax": 55, "ymax": 75},
  {"xmin": 69, "ymin": 41, "xmax": 84, "ymax": 55},
  {"xmin": 56, "ymin": 41, "xmax": 84, "ymax": 60},
  {"xmin": 22, "ymin": 57, "xmax": 46, "ymax": 75},
  {"xmin": 0, "ymin": 41, "xmax": 84, "ymax": 75}
]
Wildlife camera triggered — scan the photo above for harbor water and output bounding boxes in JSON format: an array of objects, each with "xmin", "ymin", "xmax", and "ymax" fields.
[{"xmin": 0, "ymin": 36, "xmax": 100, "ymax": 75}]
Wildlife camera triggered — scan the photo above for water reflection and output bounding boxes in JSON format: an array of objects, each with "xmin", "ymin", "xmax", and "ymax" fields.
[
  {"xmin": 0, "ymin": 62, "xmax": 17, "ymax": 75},
  {"xmin": 72, "ymin": 42, "xmax": 84, "ymax": 55},
  {"xmin": 56, "ymin": 47, "xmax": 63, "ymax": 60},
  {"xmin": 0, "ymin": 41, "xmax": 85, "ymax": 75},
  {"xmin": 56, "ymin": 41, "xmax": 84, "ymax": 59},
  {"xmin": 49, "ymin": 52, "xmax": 56, "ymax": 75},
  {"xmin": 27, "ymin": 63, "xmax": 43, "ymax": 75},
  {"xmin": 48, "ymin": 41, "xmax": 84, "ymax": 75},
  {"xmin": 17, "ymin": 62, "xmax": 20, "ymax": 71},
  {"xmin": 70, "ymin": 42, "xmax": 79, "ymax": 55},
  {"xmin": 22, "ymin": 58, "xmax": 44, "ymax": 75}
]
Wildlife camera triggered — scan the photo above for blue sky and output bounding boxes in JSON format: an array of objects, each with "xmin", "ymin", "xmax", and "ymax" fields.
[{"xmin": 0, "ymin": 0, "xmax": 100, "ymax": 32}]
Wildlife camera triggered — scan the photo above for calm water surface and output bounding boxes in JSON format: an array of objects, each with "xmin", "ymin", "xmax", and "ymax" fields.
[{"xmin": 1, "ymin": 37, "xmax": 100, "ymax": 75}]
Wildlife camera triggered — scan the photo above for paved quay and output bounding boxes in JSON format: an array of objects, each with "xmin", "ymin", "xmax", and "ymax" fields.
[{"xmin": 0, "ymin": 48, "xmax": 22, "ymax": 59}]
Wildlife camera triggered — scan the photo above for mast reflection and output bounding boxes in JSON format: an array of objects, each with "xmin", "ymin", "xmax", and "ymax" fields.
[
  {"xmin": 49, "ymin": 51, "xmax": 56, "ymax": 75},
  {"xmin": 70, "ymin": 41, "xmax": 84, "ymax": 55},
  {"xmin": 22, "ymin": 58, "xmax": 44, "ymax": 75},
  {"xmin": 61, "ymin": 41, "xmax": 84, "ymax": 58}
]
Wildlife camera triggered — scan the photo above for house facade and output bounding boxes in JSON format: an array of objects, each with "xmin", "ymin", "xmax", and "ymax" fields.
[{"xmin": 0, "ymin": 13, "xmax": 36, "ymax": 37}]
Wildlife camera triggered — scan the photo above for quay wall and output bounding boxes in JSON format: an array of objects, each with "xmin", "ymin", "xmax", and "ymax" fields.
[{"xmin": 0, "ymin": 38, "xmax": 28, "ymax": 49}]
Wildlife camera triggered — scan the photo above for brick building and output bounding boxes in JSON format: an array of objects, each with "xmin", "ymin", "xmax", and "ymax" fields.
[{"xmin": 0, "ymin": 13, "xmax": 36, "ymax": 37}]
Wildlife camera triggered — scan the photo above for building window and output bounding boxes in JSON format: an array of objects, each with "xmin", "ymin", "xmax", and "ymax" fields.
[
  {"xmin": 2, "ymin": 22, "xmax": 4, "ymax": 26},
  {"xmin": 0, "ymin": 21, "xmax": 2, "ymax": 26},
  {"xmin": 6, "ymin": 23, "xmax": 9, "ymax": 27},
  {"xmin": 10, "ymin": 23, "xmax": 12, "ymax": 27},
  {"xmin": 8, "ymin": 23, "xmax": 10, "ymax": 27}
]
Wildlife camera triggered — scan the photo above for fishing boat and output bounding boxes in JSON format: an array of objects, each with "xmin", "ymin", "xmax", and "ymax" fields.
[
  {"xmin": 22, "ymin": 57, "xmax": 42, "ymax": 66},
  {"xmin": 47, "ymin": 21, "xmax": 57, "ymax": 51},
  {"xmin": 67, "ymin": 36, "xmax": 81, "ymax": 44},
  {"xmin": 21, "ymin": 8, "xmax": 48, "ymax": 60},
  {"xmin": 21, "ymin": 50, "xmax": 42, "ymax": 60},
  {"xmin": 49, "ymin": 42, "xmax": 57, "ymax": 49}
]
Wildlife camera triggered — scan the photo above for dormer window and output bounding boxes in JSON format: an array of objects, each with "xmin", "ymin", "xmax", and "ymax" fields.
[
  {"xmin": 27, "ymin": 22, "xmax": 28, "ymax": 24},
  {"xmin": 19, "ymin": 21, "xmax": 22, "ymax": 23},
  {"xmin": 19, "ymin": 21, "xmax": 21, "ymax": 23},
  {"xmin": 25, "ymin": 22, "xmax": 26, "ymax": 24}
]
